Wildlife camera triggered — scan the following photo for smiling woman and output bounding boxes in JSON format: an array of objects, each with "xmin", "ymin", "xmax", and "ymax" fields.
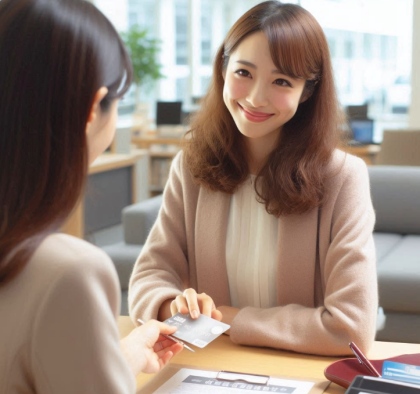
[
  {"xmin": 128, "ymin": 1, "xmax": 378, "ymax": 358},
  {"xmin": 222, "ymin": 31, "xmax": 308, "ymax": 172},
  {"xmin": 184, "ymin": 1, "xmax": 340, "ymax": 214}
]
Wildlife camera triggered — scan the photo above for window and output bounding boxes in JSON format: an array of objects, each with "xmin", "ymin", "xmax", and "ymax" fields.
[{"xmin": 94, "ymin": 0, "xmax": 413, "ymax": 141}]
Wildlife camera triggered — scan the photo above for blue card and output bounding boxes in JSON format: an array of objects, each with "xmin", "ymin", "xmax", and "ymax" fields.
[{"xmin": 382, "ymin": 360, "xmax": 420, "ymax": 386}]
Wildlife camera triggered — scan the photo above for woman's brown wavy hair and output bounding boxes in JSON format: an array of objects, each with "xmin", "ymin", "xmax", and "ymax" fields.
[
  {"xmin": 183, "ymin": 1, "xmax": 344, "ymax": 216},
  {"xmin": 0, "ymin": 0, "xmax": 132, "ymax": 284}
]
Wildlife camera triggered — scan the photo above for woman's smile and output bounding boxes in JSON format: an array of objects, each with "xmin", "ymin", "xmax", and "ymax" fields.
[{"xmin": 238, "ymin": 103, "xmax": 273, "ymax": 123}]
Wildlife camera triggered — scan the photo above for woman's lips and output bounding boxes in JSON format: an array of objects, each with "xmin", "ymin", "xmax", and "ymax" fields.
[{"xmin": 238, "ymin": 103, "xmax": 273, "ymax": 122}]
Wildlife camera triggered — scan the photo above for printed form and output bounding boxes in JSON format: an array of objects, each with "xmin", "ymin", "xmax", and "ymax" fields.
[{"xmin": 154, "ymin": 368, "xmax": 320, "ymax": 393}]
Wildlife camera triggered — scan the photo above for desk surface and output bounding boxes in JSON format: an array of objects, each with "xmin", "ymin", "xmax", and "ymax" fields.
[
  {"xmin": 89, "ymin": 148, "xmax": 147, "ymax": 174},
  {"xmin": 118, "ymin": 316, "xmax": 420, "ymax": 394},
  {"xmin": 341, "ymin": 144, "xmax": 381, "ymax": 165}
]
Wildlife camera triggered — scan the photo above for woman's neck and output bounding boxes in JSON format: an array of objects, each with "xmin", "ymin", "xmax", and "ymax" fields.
[{"xmin": 245, "ymin": 132, "xmax": 280, "ymax": 174}]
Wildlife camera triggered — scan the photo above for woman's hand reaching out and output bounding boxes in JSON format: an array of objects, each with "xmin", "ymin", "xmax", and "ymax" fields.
[
  {"xmin": 170, "ymin": 288, "xmax": 223, "ymax": 321},
  {"xmin": 120, "ymin": 319, "xmax": 184, "ymax": 376}
]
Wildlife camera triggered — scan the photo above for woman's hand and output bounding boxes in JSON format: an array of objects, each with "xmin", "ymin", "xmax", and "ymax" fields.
[
  {"xmin": 120, "ymin": 320, "xmax": 183, "ymax": 376},
  {"xmin": 170, "ymin": 288, "xmax": 223, "ymax": 321}
]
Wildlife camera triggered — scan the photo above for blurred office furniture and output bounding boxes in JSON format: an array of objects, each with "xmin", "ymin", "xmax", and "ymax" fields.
[
  {"xmin": 369, "ymin": 165, "xmax": 420, "ymax": 343},
  {"xmin": 343, "ymin": 144, "xmax": 381, "ymax": 165},
  {"xmin": 102, "ymin": 194, "xmax": 163, "ymax": 315},
  {"xmin": 132, "ymin": 130, "xmax": 185, "ymax": 196},
  {"xmin": 348, "ymin": 118, "xmax": 375, "ymax": 145},
  {"xmin": 346, "ymin": 104, "xmax": 369, "ymax": 120},
  {"xmin": 342, "ymin": 103, "xmax": 380, "ymax": 164},
  {"xmin": 131, "ymin": 101, "xmax": 192, "ymax": 196},
  {"xmin": 345, "ymin": 104, "xmax": 377, "ymax": 145},
  {"xmin": 375, "ymin": 129, "xmax": 420, "ymax": 166},
  {"xmin": 61, "ymin": 149, "xmax": 149, "ymax": 239}
]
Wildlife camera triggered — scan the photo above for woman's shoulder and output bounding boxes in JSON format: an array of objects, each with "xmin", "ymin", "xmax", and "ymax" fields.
[
  {"xmin": 40, "ymin": 233, "xmax": 112, "ymax": 263},
  {"xmin": 28, "ymin": 233, "xmax": 120, "ymax": 317},
  {"xmin": 171, "ymin": 149, "xmax": 185, "ymax": 171},
  {"xmin": 32, "ymin": 233, "xmax": 117, "ymax": 284},
  {"xmin": 324, "ymin": 149, "xmax": 370, "ymax": 193},
  {"xmin": 329, "ymin": 148, "xmax": 368, "ymax": 176}
]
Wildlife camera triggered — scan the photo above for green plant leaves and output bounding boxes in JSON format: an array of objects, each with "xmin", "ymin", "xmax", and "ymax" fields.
[{"xmin": 121, "ymin": 25, "xmax": 163, "ymax": 89}]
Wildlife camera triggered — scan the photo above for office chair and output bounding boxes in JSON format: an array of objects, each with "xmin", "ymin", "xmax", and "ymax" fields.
[{"xmin": 375, "ymin": 129, "xmax": 420, "ymax": 166}]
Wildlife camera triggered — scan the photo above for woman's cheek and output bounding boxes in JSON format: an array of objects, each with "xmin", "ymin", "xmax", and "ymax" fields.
[
  {"xmin": 225, "ymin": 78, "xmax": 248, "ymax": 100},
  {"xmin": 272, "ymin": 92, "xmax": 298, "ymax": 111}
]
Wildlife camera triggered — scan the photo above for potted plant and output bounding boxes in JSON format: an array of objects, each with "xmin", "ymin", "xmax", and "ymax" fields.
[
  {"xmin": 121, "ymin": 25, "xmax": 163, "ymax": 131},
  {"xmin": 121, "ymin": 25, "xmax": 163, "ymax": 99}
]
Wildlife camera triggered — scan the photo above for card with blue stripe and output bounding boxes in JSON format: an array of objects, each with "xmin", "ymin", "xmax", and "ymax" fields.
[{"xmin": 382, "ymin": 360, "xmax": 420, "ymax": 386}]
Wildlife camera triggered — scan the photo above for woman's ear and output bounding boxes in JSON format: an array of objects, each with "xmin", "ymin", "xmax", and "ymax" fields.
[
  {"xmin": 299, "ymin": 79, "xmax": 318, "ymax": 104},
  {"xmin": 86, "ymin": 87, "xmax": 109, "ymax": 126},
  {"xmin": 299, "ymin": 89, "xmax": 312, "ymax": 104}
]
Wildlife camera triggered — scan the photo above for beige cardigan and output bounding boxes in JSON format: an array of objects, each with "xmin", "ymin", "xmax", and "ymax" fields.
[
  {"xmin": 129, "ymin": 149, "xmax": 378, "ymax": 356},
  {"xmin": 0, "ymin": 234, "xmax": 135, "ymax": 394}
]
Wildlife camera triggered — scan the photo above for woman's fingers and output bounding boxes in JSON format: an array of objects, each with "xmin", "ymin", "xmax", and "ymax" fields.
[
  {"xmin": 170, "ymin": 288, "xmax": 219, "ymax": 319},
  {"xmin": 171, "ymin": 295, "xmax": 189, "ymax": 315},
  {"xmin": 183, "ymin": 288, "xmax": 200, "ymax": 318}
]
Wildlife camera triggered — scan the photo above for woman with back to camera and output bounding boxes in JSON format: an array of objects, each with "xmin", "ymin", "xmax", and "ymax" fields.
[
  {"xmin": 0, "ymin": 0, "xmax": 183, "ymax": 392},
  {"xmin": 129, "ymin": 0, "xmax": 378, "ymax": 356}
]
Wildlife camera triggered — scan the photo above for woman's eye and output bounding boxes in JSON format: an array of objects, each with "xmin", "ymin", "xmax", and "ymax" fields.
[
  {"xmin": 274, "ymin": 78, "xmax": 291, "ymax": 87},
  {"xmin": 235, "ymin": 69, "xmax": 251, "ymax": 77}
]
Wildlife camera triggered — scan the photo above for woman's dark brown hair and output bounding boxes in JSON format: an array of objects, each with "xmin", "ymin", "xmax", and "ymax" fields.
[
  {"xmin": 183, "ymin": 1, "xmax": 344, "ymax": 216},
  {"xmin": 0, "ymin": 0, "xmax": 132, "ymax": 284}
]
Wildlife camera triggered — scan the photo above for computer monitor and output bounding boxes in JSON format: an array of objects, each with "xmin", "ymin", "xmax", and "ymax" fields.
[
  {"xmin": 156, "ymin": 101, "xmax": 183, "ymax": 126},
  {"xmin": 346, "ymin": 104, "xmax": 369, "ymax": 120},
  {"xmin": 349, "ymin": 119, "xmax": 374, "ymax": 144}
]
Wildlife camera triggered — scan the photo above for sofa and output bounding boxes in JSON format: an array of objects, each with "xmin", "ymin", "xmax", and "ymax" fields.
[
  {"xmin": 101, "ymin": 194, "xmax": 163, "ymax": 315},
  {"xmin": 102, "ymin": 165, "xmax": 420, "ymax": 343},
  {"xmin": 367, "ymin": 165, "xmax": 420, "ymax": 343}
]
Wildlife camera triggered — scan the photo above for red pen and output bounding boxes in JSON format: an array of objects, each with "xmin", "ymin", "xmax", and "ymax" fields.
[{"xmin": 349, "ymin": 341, "xmax": 382, "ymax": 377}]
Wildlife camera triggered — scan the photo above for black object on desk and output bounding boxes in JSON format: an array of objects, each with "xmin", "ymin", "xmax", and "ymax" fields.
[
  {"xmin": 156, "ymin": 101, "xmax": 183, "ymax": 126},
  {"xmin": 346, "ymin": 375, "xmax": 420, "ymax": 394}
]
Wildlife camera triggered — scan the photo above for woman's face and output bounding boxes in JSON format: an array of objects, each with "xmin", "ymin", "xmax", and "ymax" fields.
[{"xmin": 223, "ymin": 31, "xmax": 307, "ymax": 148}]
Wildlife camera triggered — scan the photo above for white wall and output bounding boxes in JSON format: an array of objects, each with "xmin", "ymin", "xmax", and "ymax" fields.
[
  {"xmin": 91, "ymin": 0, "xmax": 129, "ymax": 31},
  {"xmin": 409, "ymin": 0, "xmax": 420, "ymax": 128}
]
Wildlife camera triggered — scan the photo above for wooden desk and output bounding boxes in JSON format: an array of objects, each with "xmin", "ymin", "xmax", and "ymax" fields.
[
  {"xmin": 118, "ymin": 316, "xmax": 420, "ymax": 394},
  {"xmin": 61, "ymin": 149, "xmax": 148, "ymax": 238},
  {"xmin": 131, "ymin": 134, "xmax": 183, "ymax": 150},
  {"xmin": 341, "ymin": 144, "xmax": 381, "ymax": 165},
  {"xmin": 131, "ymin": 132, "xmax": 183, "ymax": 196}
]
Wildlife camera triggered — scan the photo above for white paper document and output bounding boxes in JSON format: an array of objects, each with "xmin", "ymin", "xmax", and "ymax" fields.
[{"xmin": 154, "ymin": 368, "xmax": 315, "ymax": 393}]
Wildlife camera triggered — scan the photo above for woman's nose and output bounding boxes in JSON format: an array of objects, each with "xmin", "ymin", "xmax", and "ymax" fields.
[{"xmin": 246, "ymin": 81, "xmax": 268, "ymax": 108}]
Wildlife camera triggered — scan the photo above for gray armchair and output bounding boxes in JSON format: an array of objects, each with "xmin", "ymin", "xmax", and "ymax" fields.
[{"xmin": 101, "ymin": 194, "xmax": 162, "ymax": 315}]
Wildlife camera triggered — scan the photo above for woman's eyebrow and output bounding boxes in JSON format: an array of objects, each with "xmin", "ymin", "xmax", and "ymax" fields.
[
  {"xmin": 236, "ymin": 60, "xmax": 257, "ymax": 69},
  {"xmin": 235, "ymin": 60, "xmax": 286, "ymax": 76}
]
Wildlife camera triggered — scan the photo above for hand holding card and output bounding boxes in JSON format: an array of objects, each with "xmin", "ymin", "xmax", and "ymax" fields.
[{"xmin": 164, "ymin": 313, "xmax": 230, "ymax": 349}]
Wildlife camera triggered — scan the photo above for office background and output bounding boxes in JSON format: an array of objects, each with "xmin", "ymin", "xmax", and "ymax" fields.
[
  {"xmin": 79, "ymin": 1, "xmax": 420, "ymax": 328},
  {"xmin": 90, "ymin": 0, "xmax": 418, "ymax": 143}
]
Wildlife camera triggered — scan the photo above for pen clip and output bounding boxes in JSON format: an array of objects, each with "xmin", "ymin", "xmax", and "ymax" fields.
[
  {"xmin": 349, "ymin": 341, "xmax": 382, "ymax": 377},
  {"xmin": 216, "ymin": 370, "xmax": 270, "ymax": 385}
]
